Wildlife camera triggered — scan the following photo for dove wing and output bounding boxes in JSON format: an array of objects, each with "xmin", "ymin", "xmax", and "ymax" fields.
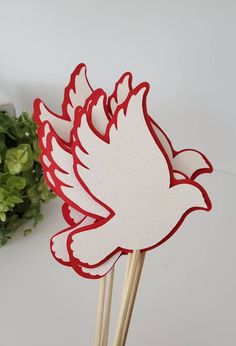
[
  {"xmin": 34, "ymin": 64, "xmax": 93, "ymax": 143},
  {"xmin": 38, "ymin": 122, "xmax": 109, "ymax": 218},
  {"xmin": 149, "ymin": 116, "xmax": 212, "ymax": 179},
  {"xmin": 34, "ymin": 100, "xmax": 72, "ymax": 142},
  {"xmin": 108, "ymin": 72, "xmax": 132, "ymax": 115},
  {"xmin": 73, "ymin": 83, "xmax": 171, "ymax": 212},
  {"xmin": 67, "ymin": 83, "xmax": 211, "ymax": 268},
  {"xmin": 62, "ymin": 63, "xmax": 93, "ymax": 119},
  {"xmin": 172, "ymin": 149, "xmax": 212, "ymax": 179}
]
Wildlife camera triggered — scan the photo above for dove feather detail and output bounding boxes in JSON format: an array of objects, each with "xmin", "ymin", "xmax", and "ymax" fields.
[
  {"xmin": 51, "ymin": 216, "xmax": 121, "ymax": 277},
  {"xmin": 38, "ymin": 122, "xmax": 109, "ymax": 218},
  {"xmin": 34, "ymin": 64, "xmax": 93, "ymax": 143},
  {"xmin": 62, "ymin": 203, "xmax": 87, "ymax": 226},
  {"xmin": 39, "ymin": 118, "xmax": 123, "ymax": 277},
  {"xmin": 108, "ymin": 72, "xmax": 133, "ymax": 116}
]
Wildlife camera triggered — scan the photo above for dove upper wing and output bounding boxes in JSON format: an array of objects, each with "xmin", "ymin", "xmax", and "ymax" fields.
[
  {"xmin": 63, "ymin": 64, "xmax": 93, "ymax": 118},
  {"xmin": 172, "ymin": 149, "xmax": 212, "ymax": 179},
  {"xmin": 73, "ymin": 83, "xmax": 171, "ymax": 212},
  {"xmin": 38, "ymin": 122, "xmax": 109, "ymax": 218},
  {"xmin": 34, "ymin": 64, "xmax": 93, "ymax": 143},
  {"xmin": 108, "ymin": 72, "xmax": 132, "ymax": 116},
  {"xmin": 34, "ymin": 100, "xmax": 73, "ymax": 143},
  {"xmin": 148, "ymin": 116, "xmax": 212, "ymax": 179}
]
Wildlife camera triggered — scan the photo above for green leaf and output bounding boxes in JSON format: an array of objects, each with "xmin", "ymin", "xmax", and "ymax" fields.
[
  {"xmin": 0, "ymin": 187, "xmax": 8, "ymax": 201},
  {"xmin": 0, "ymin": 112, "xmax": 16, "ymax": 139},
  {"xmin": 7, "ymin": 195, "xmax": 23, "ymax": 205},
  {"xmin": 0, "ymin": 237, "xmax": 8, "ymax": 246},
  {"xmin": 5, "ymin": 143, "xmax": 33, "ymax": 174},
  {"xmin": 33, "ymin": 140, "xmax": 41, "ymax": 161},
  {"xmin": 0, "ymin": 134, "xmax": 6, "ymax": 152},
  {"xmin": 0, "ymin": 172, "xmax": 12, "ymax": 184},
  {"xmin": 0, "ymin": 111, "xmax": 55, "ymax": 246},
  {"xmin": 23, "ymin": 228, "xmax": 32, "ymax": 237},
  {"xmin": 7, "ymin": 176, "xmax": 26, "ymax": 190},
  {"xmin": 25, "ymin": 208, "xmax": 38, "ymax": 218},
  {"xmin": 0, "ymin": 212, "xmax": 6, "ymax": 222}
]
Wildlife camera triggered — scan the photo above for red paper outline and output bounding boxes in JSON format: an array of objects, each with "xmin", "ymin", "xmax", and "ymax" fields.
[
  {"xmin": 50, "ymin": 220, "xmax": 122, "ymax": 279},
  {"xmin": 107, "ymin": 72, "xmax": 133, "ymax": 119},
  {"xmin": 34, "ymin": 63, "xmax": 93, "ymax": 145},
  {"xmin": 38, "ymin": 121, "xmax": 116, "ymax": 276},
  {"xmin": 34, "ymin": 69, "xmax": 133, "ymax": 277},
  {"xmin": 71, "ymin": 246, "xmax": 122, "ymax": 279},
  {"xmin": 62, "ymin": 203, "xmax": 87, "ymax": 227},
  {"xmin": 34, "ymin": 66, "xmax": 213, "ymax": 278},
  {"xmin": 37, "ymin": 122, "xmax": 107, "ymax": 220},
  {"xmin": 86, "ymin": 88, "xmax": 110, "ymax": 136},
  {"xmin": 173, "ymin": 170, "xmax": 189, "ymax": 179},
  {"xmin": 66, "ymin": 82, "xmax": 212, "ymax": 269},
  {"xmin": 148, "ymin": 116, "xmax": 213, "ymax": 180},
  {"xmin": 50, "ymin": 226, "xmax": 75, "ymax": 267}
]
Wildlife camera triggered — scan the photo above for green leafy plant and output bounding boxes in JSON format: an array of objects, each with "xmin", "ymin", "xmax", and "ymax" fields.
[{"xmin": 0, "ymin": 111, "xmax": 55, "ymax": 246}]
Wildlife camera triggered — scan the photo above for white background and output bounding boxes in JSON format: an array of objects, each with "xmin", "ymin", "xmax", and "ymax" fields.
[{"xmin": 0, "ymin": 1, "xmax": 235, "ymax": 345}]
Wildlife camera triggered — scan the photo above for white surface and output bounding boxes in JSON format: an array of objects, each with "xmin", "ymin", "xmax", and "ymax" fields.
[
  {"xmin": 0, "ymin": 90, "xmax": 15, "ymax": 115},
  {"xmin": 0, "ymin": 1, "xmax": 235, "ymax": 345}
]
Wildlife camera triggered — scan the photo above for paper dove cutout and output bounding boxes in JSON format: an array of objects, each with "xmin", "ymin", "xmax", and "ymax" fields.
[{"xmin": 34, "ymin": 64, "xmax": 212, "ymax": 279}]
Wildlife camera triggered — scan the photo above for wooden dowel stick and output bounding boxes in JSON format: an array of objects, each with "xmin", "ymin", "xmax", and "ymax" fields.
[
  {"xmin": 101, "ymin": 266, "xmax": 115, "ymax": 346},
  {"xmin": 95, "ymin": 276, "xmax": 107, "ymax": 346},
  {"xmin": 113, "ymin": 253, "xmax": 135, "ymax": 345},
  {"xmin": 111, "ymin": 252, "xmax": 132, "ymax": 346},
  {"xmin": 113, "ymin": 250, "xmax": 141, "ymax": 346},
  {"xmin": 124, "ymin": 253, "xmax": 133, "ymax": 282},
  {"xmin": 121, "ymin": 252, "xmax": 146, "ymax": 345},
  {"xmin": 120, "ymin": 253, "xmax": 132, "ymax": 309}
]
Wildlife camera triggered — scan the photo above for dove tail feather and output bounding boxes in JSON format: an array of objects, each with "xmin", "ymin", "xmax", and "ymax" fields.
[
  {"xmin": 67, "ymin": 215, "xmax": 121, "ymax": 268},
  {"xmin": 50, "ymin": 217, "xmax": 122, "ymax": 279},
  {"xmin": 70, "ymin": 251, "xmax": 122, "ymax": 279}
]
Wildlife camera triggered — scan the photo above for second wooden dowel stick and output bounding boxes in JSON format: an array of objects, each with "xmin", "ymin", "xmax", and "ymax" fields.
[
  {"xmin": 95, "ymin": 276, "xmax": 107, "ymax": 346},
  {"xmin": 121, "ymin": 252, "xmax": 146, "ymax": 345},
  {"xmin": 102, "ymin": 266, "xmax": 115, "ymax": 346},
  {"xmin": 113, "ymin": 250, "xmax": 141, "ymax": 346}
]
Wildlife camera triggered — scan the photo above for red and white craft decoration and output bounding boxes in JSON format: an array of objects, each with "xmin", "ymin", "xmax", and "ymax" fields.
[{"xmin": 34, "ymin": 64, "xmax": 212, "ymax": 279}]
